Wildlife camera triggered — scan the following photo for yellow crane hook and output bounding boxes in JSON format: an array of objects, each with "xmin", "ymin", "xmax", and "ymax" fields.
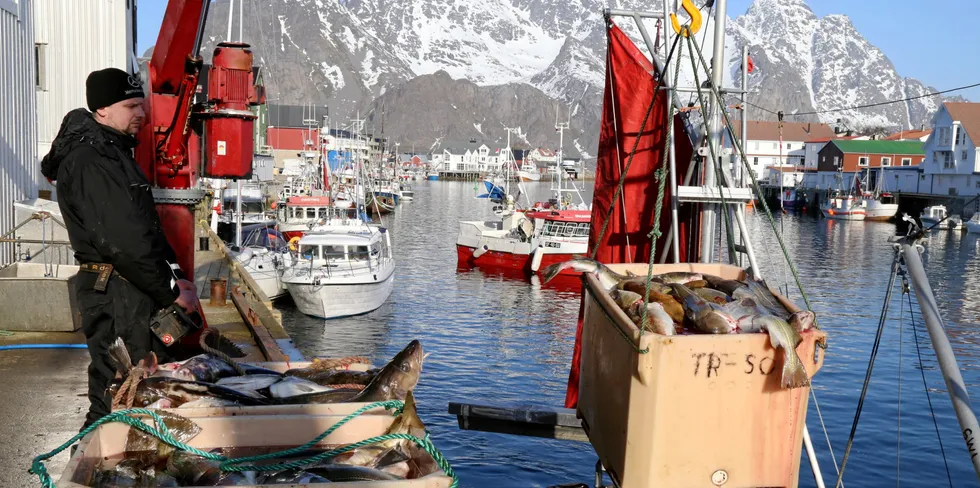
[{"xmin": 670, "ymin": 0, "xmax": 703, "ymax": 38}]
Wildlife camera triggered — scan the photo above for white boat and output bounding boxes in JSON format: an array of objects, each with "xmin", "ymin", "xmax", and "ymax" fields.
[
  {"xmin": 920, "ymin": 205, "xmax": 955, "ymax": 230},
  {"xmin": 398, "ymin": 183, "xmax": 414, "ymax": 201},
  {"xmin": 966, "ymin": 214, "xmax": 980, "ymax": 234},
  {"xmin": 281, "ymin": 222, "xmax": 394, "ymax": 319},
  {"xmin": 859, "ymin": 168, "xmax": 899, "ymax": 221},
  {"xmin": 517, "ymin": 161, "xmax": 541, "ymax": 182},
  {"xmin": 820, "ymin": 192, "xmax": 866, "ymax": 221},
  {"xmin": 231, "ymin": 225, "xmax": 290, "ymax": 300}
]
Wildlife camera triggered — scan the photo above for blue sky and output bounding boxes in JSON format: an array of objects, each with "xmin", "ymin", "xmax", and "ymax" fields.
[{"xmin": 136, "ymin": 0, "xmax": 979, "ymax": 101}]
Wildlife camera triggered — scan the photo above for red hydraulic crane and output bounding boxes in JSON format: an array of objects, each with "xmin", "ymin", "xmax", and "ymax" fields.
[{"xmin": 135, "ymin": 0, "xmax": 264, "ymax": 341}]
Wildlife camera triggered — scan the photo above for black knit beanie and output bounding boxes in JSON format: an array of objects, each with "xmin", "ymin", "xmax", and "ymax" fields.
[{"xmin": 86, "ymin": 68, "xmax": 145, "ymax": 112}]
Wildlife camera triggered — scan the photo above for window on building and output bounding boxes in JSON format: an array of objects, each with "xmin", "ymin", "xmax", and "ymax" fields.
[
  {"xmin": 753, "ymin": 157, "xmax": 759, "ymax": 164},
  {"xmin": 901, "ymin": 158, "xmax": 912, "ymax": 166},
  {"xmin": 963, "ymin": 150, "xmax": 968, "ymax": 160},
  {"xmin": 34, "ymin": 43, "xmax": 47, "ymax": 90},
  {"xmin": 957, "ymin": 127, "xmax": 966, "ymax": 145},
  {"xmin": 753, "ymin": 141, "xmax": 759, "ymax": 150},
  {"xmin": 787, "ymin": 143, "xmax": 793, "ymax": 150},
  {"xmin": 939, "ymin": 127, "xmax": 952, "ymax": 145},
  {"xmin": 943, "ymin": 151, "xmax": 955, "ymax": 168},
  {"xmin": 773, "ymin": 143, "xmax": 778, "ymax": 150},
  {"xmin": 858, "ymin": 157, "xmax": 869, "ymax": 167},
  {"xmin": 881, "ymin": 157, "xmax": 891, "ymax": 167}
]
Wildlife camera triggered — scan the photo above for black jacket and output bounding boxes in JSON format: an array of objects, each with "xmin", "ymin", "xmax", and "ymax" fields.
[{"xmin": 41, "ymin": 109, "xmax": 183, "ymax": 309}]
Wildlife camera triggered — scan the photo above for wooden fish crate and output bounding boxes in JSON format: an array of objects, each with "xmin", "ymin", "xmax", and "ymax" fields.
[
  {"xmin": 164, "ymin": 402, "xmax": 394, "ymax": 419},
  {"xmin": 58, "ymin": 413, "xmax": 452, "ymax": 488},
  {"xmin": 578, "ymin": 263, "xmax": 826, "ymax": 488}
]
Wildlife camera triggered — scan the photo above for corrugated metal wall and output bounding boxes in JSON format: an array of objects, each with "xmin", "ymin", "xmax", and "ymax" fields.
[
  {"xmin": 35, "ymin": 0, "xmax": 132, "ymax": 198},
  {"xmin": 1, "ymin": 0, "xmax": 39, "ymax": 264}
]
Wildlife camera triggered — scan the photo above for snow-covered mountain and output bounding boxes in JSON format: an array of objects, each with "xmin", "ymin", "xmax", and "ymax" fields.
[{"xmin": 197, "ymin": 0, "xmax": 958, "ymax": 156}]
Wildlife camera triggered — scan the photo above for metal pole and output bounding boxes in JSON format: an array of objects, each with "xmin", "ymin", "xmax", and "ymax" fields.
[
  {"xmin": 235, "ymin": 180, "xmax": 242, "ymax": 248},
  {"xmin": 225, "ymin": 0, "xmax": 234, "ymax": 42},
  {"xmin": 699, "ymin": 0, "xmax": 727, "ymax": 263},
  {"xmin": 740, "ymin": 46, "xmax": 748, "ymax": 188},
  {"xmin": 901, "ymin": 240, "xmax": 980, "ymax": 481},
  {"xmin": 238, "ymin": 0, "xmax": 243, "ymax": 41},
  {"xmin": 803, "ymin": 425, "xmax": 827, "ymax": 488},
  {"xmin": 662, "ymin": 0, "xmax": 681, "ymax": 262}
]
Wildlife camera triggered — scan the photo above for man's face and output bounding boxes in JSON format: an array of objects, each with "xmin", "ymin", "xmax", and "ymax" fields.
[{"xmin": 96, "ymin": 98, "xmax": 145, "ymax": 136}]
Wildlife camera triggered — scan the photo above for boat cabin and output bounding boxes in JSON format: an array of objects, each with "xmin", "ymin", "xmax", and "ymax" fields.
[
  {"xmin": 278, "ymin": 196, "xmax": 335, "ymax": 224},
  {"xmin": 526, "ymin": 209, "xmax": 592, "ymax": 241},
  {"xmin": 296, "ymin": 230, "xmax": 391, "ymax": 274}
]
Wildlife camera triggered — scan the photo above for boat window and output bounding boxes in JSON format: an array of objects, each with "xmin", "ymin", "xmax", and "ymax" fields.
[
  {"xmin": 371, "ymin": 242, "xmax": 381, "ymax": 257},
  {"xmin": 300, "ymin": 245, "xmax": 319, "ymax": 260},
  {"xmin": 548, "ymin": 222, "xmax": 565, "ymax": 236},
  {"xmin": 562, "ymin": 224, "xmax": 576, "ymax": 237},
  {"xmin": 574, "ymin": 223, "xmax": 590, "ymax": 237},
  {"xmin": 306, "ymin": 208, "xmax": 316, "ymax": 219},
  {"xmin": 350, "ymin": 245, "xmax": 370, "ymax": 261},
  {"xmin": 322, "ymin": 245, "xmax": 345, "ymax": 259}
]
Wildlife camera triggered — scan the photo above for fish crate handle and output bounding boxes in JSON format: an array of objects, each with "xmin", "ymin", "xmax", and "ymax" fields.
[{"xmin": 806, "ymin": 329, "xmax": 827, "ymax": 374}]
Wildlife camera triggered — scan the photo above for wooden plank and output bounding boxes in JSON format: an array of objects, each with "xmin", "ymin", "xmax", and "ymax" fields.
[
  {"xmin": 448, "ymin": 402, "xmax": 589, "ymax": 443},
  {"xmin": 230, "ymin": 285, "xmax": 286, "ymax": 362}
]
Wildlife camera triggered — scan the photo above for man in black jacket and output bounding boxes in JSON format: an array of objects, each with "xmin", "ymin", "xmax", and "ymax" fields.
[{"xmin": 40, "ymin": 68, "xmax": 201, "ymax": 429}]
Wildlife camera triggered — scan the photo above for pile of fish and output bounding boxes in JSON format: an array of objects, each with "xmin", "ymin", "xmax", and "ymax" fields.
[
  {"xmin": 543, "ymin": 258, "xmax": 819, "ymax": 389},
  {"xmin": 89, "ymin": 391, "xmax": 438, "ymax": 486},
  {"xmin": 107, "ymin": 340, "xmax": 424, "ymax": 409}
]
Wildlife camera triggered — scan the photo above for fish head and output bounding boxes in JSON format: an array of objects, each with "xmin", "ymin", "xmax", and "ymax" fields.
[
  {"xmin": 789, "ymin": 310, "xmax": 816, "ymax": 332},
  {"xmin": 366, "ymin": 340, "xmax": 425, "ymax": 401}
]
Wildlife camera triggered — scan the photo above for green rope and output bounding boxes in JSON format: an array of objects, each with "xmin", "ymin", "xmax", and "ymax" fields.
[
  {"xmin": 29, "ymin": 402, "xmax": 460, "ymax": 488},
  {"xmin": 637, "ymin": 39, "xmax": 682, "ymax": 334},
  {"xmin": 683, "ymin": 33, "xmax": 738, "ymax": 265},
  {"xmin": 590, "ymin": 31, "xmax": 683, "ymax": 260},
  {"xmin": 685, "ymin": 34, "xmax": 819, "ymax": 328}
]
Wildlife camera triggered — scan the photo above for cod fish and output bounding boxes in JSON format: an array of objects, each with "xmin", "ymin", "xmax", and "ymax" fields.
[
  {"xmin": 723, "ymin": 297, "xmax": 771, "ymax": 332},
  {"xmin": 170, "ymin": 355, "xmax": 280, "ymax": 383},
  {"xmin": 215, "ymin": 374, "xmax": 282, "ymax": 393},
  {"xmin": 124, "ymin": 377, "xmax": 271, "ymax": 408},
  {"xmin": 612, "ymin": 290, "xmax": 675, "ymax": 336},
  {"xmin": 670, "ymin": 283, "xmax": 738, "ymax": 334},
  {"xmin": 124, "ymin": 411, "xmax": 200, "ymax": 465},
  {"xmin": 281, "ymin": 340, "xmax": 424, "ymax": 404},
  {"xmin": 541, "ymin": 257, "xmax": 629, "ymax": 290},
  {"xmin": 269, "ymin": 376, "xmax": 336, "ymax": 398},
  {"xmin": 703, "ymin": 274, "xmax": 748, "ymax": 296},
  {"xmin": 654, "ymin": 272, "xmax": 704, "ymax": 285},
  {"xmin": 740, "ymin": 277, "xmax": 792, "ymax": 319},
  {"xmin": 303, "ymin": 368, "xmax": 379, "ymax": 387},
  {"xmin": 752, "ymin": 314, "xmax": 810, "ymax": 389},
  {"xmin": 694, "ymin": 287, "xmax": 730, "ymax": 304}
]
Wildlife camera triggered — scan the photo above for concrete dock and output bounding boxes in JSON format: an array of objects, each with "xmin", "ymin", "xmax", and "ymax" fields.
[{"xmin": 0, "ymin": 228, "xmax": 299, "ymax": 486}]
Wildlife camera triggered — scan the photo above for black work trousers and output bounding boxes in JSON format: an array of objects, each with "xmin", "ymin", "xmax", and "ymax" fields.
[{"xmin": 73, "ymin": 272, "xmax": 173, "ymax": 430}]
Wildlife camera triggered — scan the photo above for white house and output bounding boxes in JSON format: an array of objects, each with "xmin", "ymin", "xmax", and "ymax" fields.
[
  {"xmin": 728, "ymin": 121, "xmax": 836, "ymax": 182},
  {"xmin": 909, "ymin": 102, "xmax": 980, "ymax": 197},
  {"xmin": 34, "ymin": 0, "xmax": 135, "ymax": 199},
  {"xmin": 1, "ymin": 0, "xmax": 39, "ymax": 263},
  {"xmin": 430, "ymin": 140, "xmax": 502, "ymax": 174}
]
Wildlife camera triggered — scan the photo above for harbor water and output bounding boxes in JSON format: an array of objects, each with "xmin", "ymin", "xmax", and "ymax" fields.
[{"xmin": 280, "ymin": 181, "xmax": 980, "ymax": 487}]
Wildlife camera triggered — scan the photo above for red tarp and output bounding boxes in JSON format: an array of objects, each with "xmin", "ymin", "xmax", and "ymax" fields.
[{"xmin": 564, "ymin": 23, "xmax": 695, "ymax": 409}]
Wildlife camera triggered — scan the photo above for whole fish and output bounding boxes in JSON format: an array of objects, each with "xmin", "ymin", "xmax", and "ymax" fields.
[
  {"xmin": 694, "ymin": 287, "xmax": 730, "ymax": 304},
  {"xmin": 670, "ymin": 283, "xmax": 738, "ymax": 334},
  {"xmin": 215, "ymin": 374, "xmax": 282, "ymax": 393},
  {"xmin": 723, "ymin": 297, "xmax": 771, "ymax": 332},
  {"xmin": 540, "ymin": 257, "xmax": 629, "ymax": 289},
  {"xmin": 170, "ymin": 355, "xmax": 281, "ymax": 383},
  {"xmin": 176, "ymin": 398, "xmax": 242, "ymax": 409},
  {"xmin": 617, "ymin": 278, "xmax": 672, "ymax": 295},
  {"xmin": 619, "ymin": 281, "xmax": 685, "ymax": 322},
  {"xmin": 633, "ymin": 302, "xmax": 676, "ymax": 336},
  {"xmin": 121, "ymin": 377, "xmax": 272, "ymax": 408},
  {"xmin": 752, "ymin": 314, "xmax": 810, "ymax": 389},
  {"xmin": 303, "ymin": 368, "xmax": 379, "ymax": 386},
  {"xmin": 703, "ymin": 274, "xmax": 748, "ymax": 296},
  {"xmin": 741, "ymin": 278, "xmax": 792, "ymax": 319},
  {"xmin": 281, "ymin": 340, "xmax": 424, "ymax": 404},
  {"xmin": 653, "ymin": 271, "xmax": 703, "ymax": 285},
  {"xmin": 270, "ymin": 376, "xmax": 336, "ymax": 398}
]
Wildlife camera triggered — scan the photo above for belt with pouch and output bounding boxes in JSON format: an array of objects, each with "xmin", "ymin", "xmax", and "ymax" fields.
[{"xmin": 78, "ymin": 263, "xmax": 126, "ymax": 292}]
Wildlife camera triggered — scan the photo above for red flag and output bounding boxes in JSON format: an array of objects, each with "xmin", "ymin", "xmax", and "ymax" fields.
[
  {"xmin": 563, "ymin": 22, "xmax": 695, "ymax": 409},
  {"xmin": 746, "ymin": 54, "xmax": 755, "ymax": 73}
]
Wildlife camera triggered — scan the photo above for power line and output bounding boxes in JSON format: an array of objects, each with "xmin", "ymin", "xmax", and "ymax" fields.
[{"xmin": 791, "ymin": 81, "xmax": 980, "ymax": 116}]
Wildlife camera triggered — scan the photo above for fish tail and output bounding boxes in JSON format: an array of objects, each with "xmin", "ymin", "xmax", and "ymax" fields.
[
  {"xmin": 780, "ymin": 347, "xmax": 810, "ymax": 389},
  {"xmin": 540, "ymin": 262, "xmax": 568, "ymax": 283}
]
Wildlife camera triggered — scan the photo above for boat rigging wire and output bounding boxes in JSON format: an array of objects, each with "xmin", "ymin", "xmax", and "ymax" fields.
[
  {"xmin": 901, "ymin": 268, "xmax": 955, "ymax": 488},
  {"xmin": 736, "ymin": 82, "xmax": 980, "ymax": 118},
  {"xmin": 833, "ymin": 247, "xmax": 903, "ymax": 488}
]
